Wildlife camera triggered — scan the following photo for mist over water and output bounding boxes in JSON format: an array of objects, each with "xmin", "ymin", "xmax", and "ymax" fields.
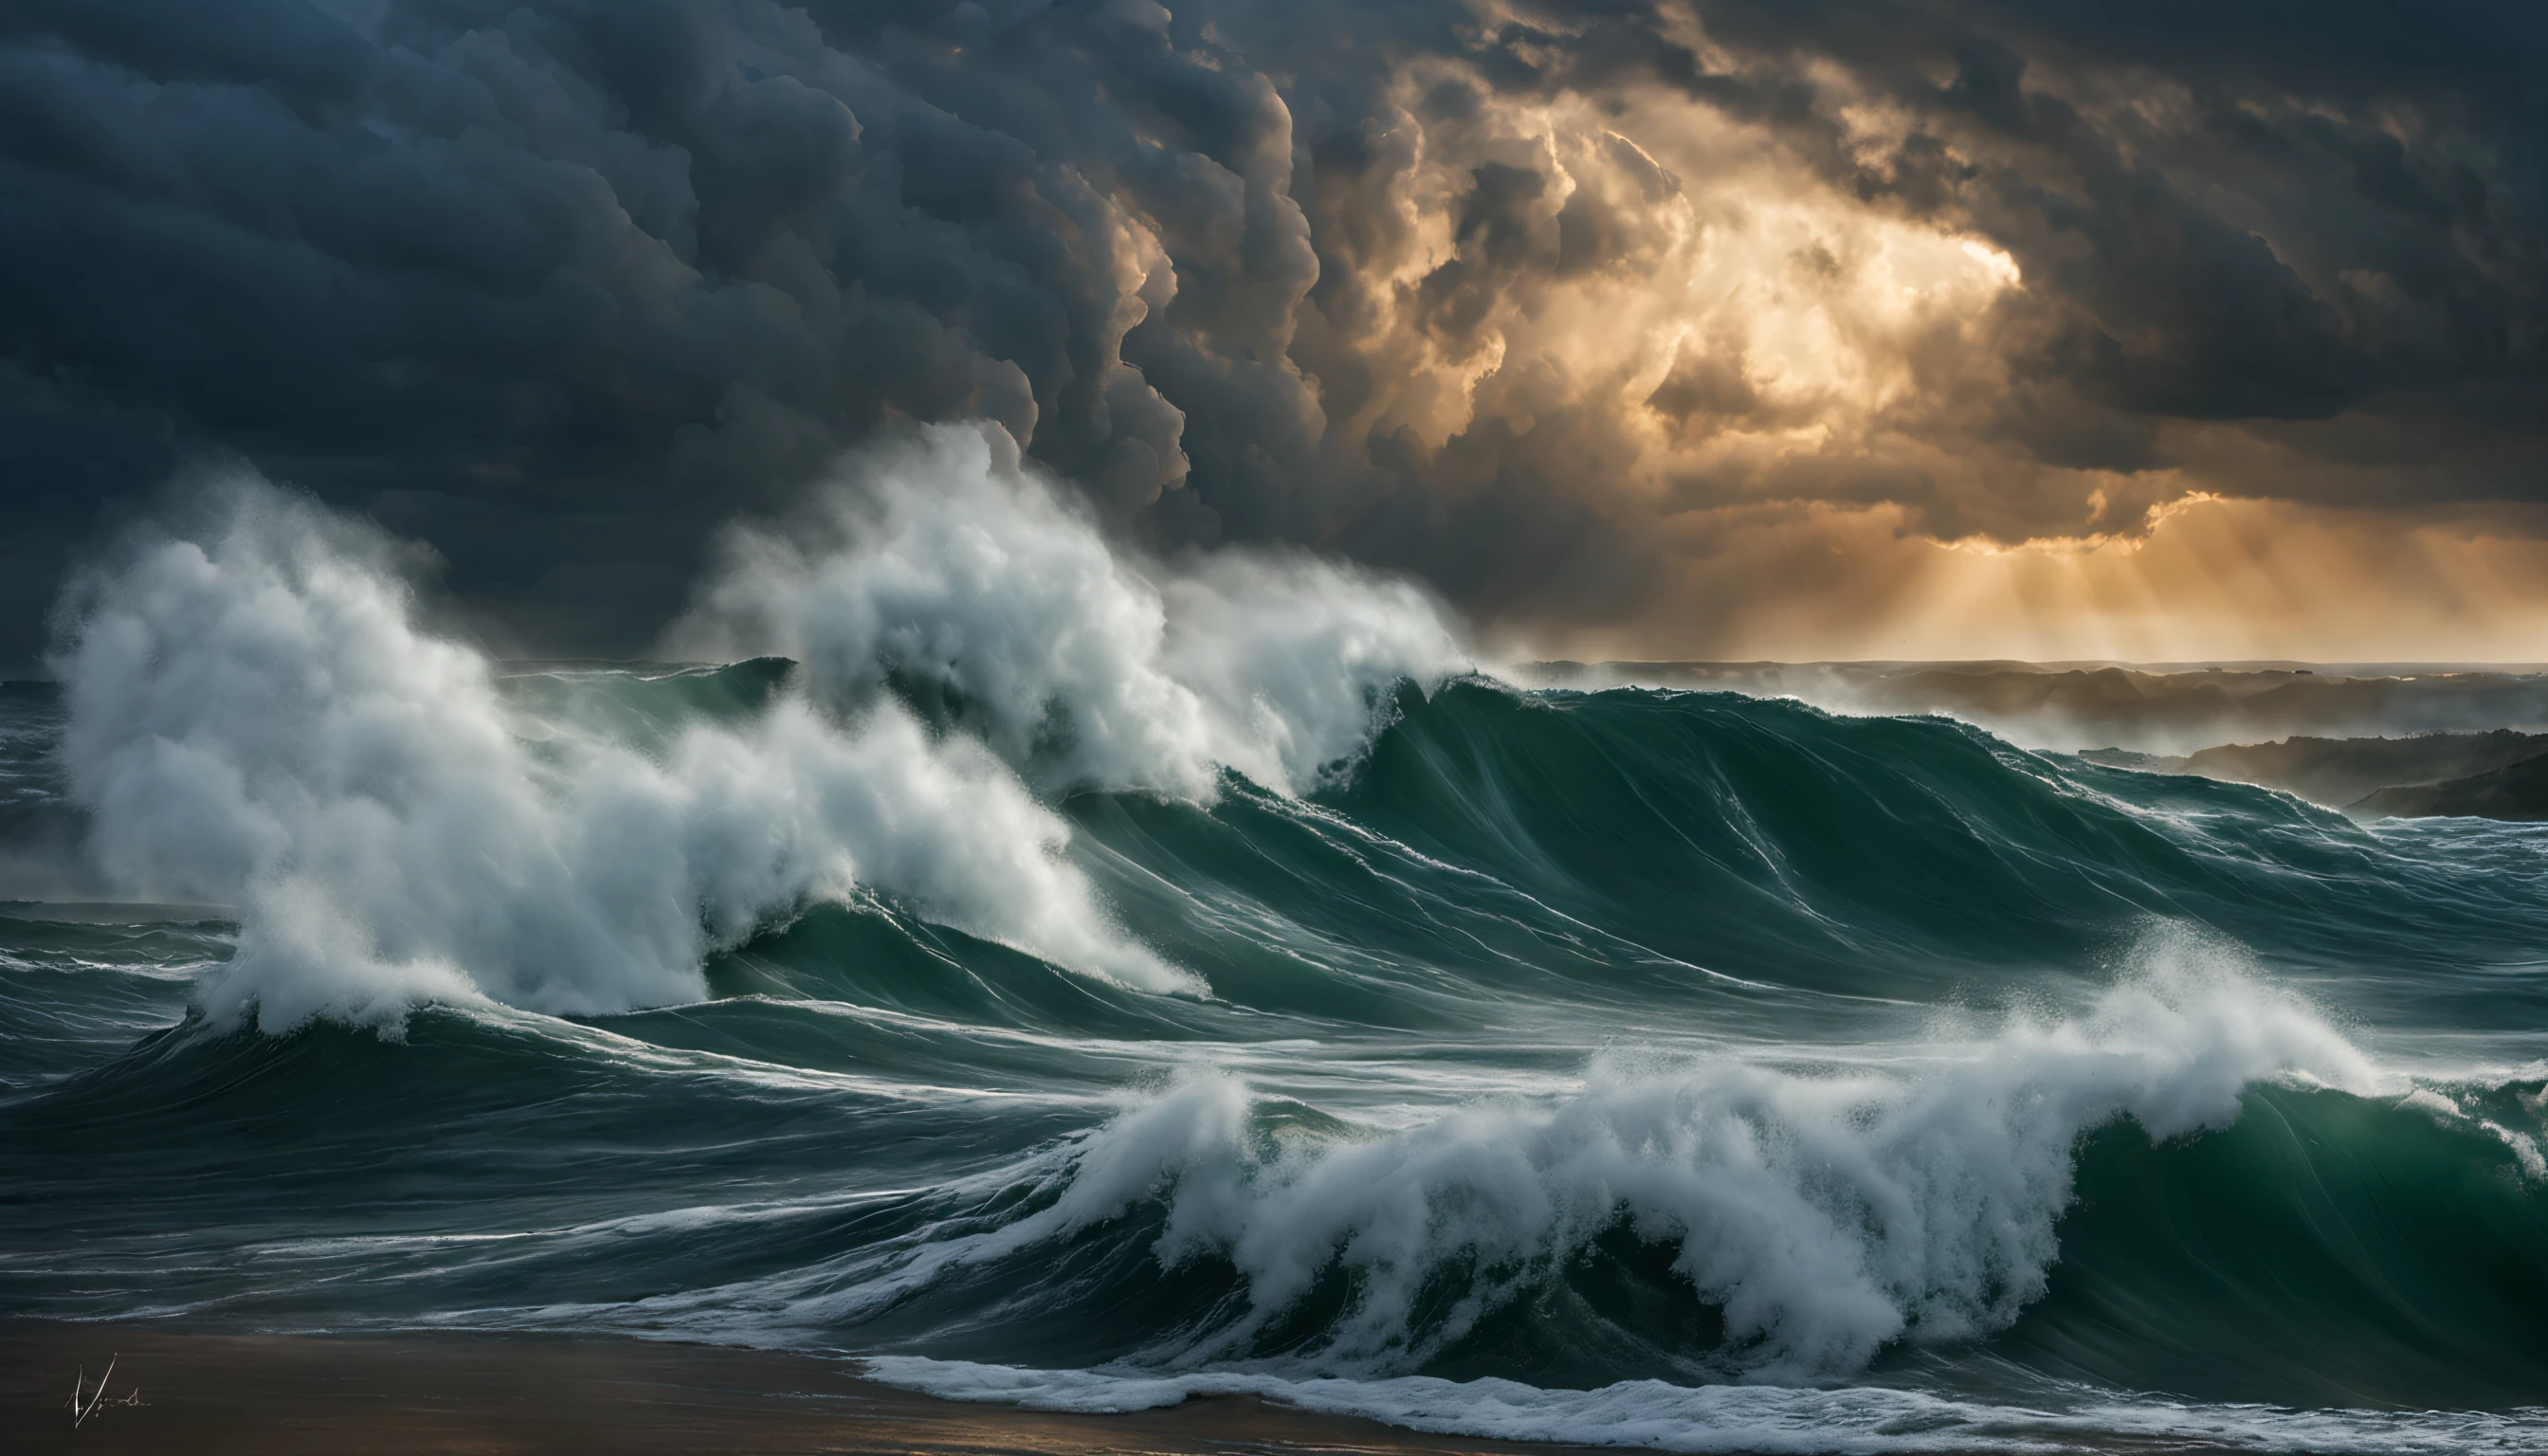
[{"xmin": 5, "ymin": 439, "xmax": 2547, "ymax": 1452}]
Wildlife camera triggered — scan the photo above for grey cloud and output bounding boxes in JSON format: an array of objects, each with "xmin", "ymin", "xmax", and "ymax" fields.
[
  {"xmin": 0, "ymin": 0, "xmax": 2541, "ymax": 668},
  {"xmin": 2, "ymin": 0, "xmax": 1223, "ymax": 660}
]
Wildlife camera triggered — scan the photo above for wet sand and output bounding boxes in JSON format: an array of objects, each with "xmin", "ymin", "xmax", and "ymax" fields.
[{"xmin": 3, "ymin": 1320, "xmax": 1611, "ymax": 1455}]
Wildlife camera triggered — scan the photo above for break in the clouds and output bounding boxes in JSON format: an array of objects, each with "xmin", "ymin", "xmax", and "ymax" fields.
[{"xmin": 3, "ymin": 0, "xmax": 2542, "ymax": 667}]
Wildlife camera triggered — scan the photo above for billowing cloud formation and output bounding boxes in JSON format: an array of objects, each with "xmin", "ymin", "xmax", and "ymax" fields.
[{"xmin": 3, "ymin": 0, "xmax": 2541, "ymax": 667}]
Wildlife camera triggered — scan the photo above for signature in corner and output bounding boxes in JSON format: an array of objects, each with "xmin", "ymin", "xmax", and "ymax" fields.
[{"xmin": 67, "ymin": 1354, "xmax": 146, "ymax": 1429}]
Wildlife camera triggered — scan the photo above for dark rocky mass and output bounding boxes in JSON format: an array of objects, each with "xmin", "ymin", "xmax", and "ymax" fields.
[
  {"xmin": 2177, "ymin": 731, "xmax": 2548, "ymax": 808},
  {"xmin": 2351, "ymin": 755, "xmax": 2548, "ymax": 822},
  {"xmin": 2050, "ymin": 731, "xmax": 2548, "ymax": 821}
]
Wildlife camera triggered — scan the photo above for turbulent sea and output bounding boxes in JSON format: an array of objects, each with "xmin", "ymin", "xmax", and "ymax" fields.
[{"xmin": 5, "ymin": 459, "xmax": 2548, "ymax": 1453}]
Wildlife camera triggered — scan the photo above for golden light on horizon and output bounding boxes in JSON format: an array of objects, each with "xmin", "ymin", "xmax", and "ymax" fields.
[
  {"xmin": 1493, "ymin": 494, "xmax": 2548, "ymax": 665},
  {"xmin": 1321, "ymin": 66, "xmax": 2544, "ymax": 671}
]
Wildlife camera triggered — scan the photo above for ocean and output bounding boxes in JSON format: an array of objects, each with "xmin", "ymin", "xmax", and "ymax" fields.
[{"xmin": 3, "ymin": 467, "xmax": 2546, "ymax": 1453}]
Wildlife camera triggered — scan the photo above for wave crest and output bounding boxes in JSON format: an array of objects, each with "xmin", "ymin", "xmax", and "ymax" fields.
[
  {"xmin": 868, "ymin": 938, "xmax": 2379, "ymax": 1381},
  {"xmin": 666, "ymin": 424, "xmax": 1465, "ymax": 797},
  {"xmin": 52, "ymin": 469, "xmax": 1295, "ymax": 1028}
]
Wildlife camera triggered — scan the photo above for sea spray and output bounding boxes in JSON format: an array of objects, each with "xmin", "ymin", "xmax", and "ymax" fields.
[
  {"xmin": 49, "ymin": 474, "xmax": 1191, "ymax": 1027},
  {"xmin": 646, "ymin": 937, "xmax": 2385, "ymax": 1382},
  {"xmin": 666, "ymin": 423, "xmax": 1467, "ymax": 798},
  {"xmin": 45, "ymin": 439, "xmax": 1468, "ymax": 1028}
]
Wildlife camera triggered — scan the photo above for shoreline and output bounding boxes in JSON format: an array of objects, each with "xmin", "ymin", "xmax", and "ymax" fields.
[{"xmin": 3, "ymin": 1320, "xmax": 1611, "ymax": 1455}]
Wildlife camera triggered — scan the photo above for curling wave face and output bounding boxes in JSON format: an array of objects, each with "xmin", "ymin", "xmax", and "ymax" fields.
[
  {"xmin": 47, "ymin": 428, "xmax": 1460, "ymax": 1026},
  {"xmin": 3, "ymin": 435, "xmax": 2546, "ymax": 1451}
]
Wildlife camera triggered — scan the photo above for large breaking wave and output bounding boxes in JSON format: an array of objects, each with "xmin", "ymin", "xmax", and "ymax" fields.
[
  {"xmin": 47, "ymin": 425, "xmax": 1458, "ymax": 1028},
  {"xmin": 6, "ymin": 431, "xmax": 2547, "ymax": 1451}
]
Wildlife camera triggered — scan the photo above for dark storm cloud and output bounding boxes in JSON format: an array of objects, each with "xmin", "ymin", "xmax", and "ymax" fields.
[
  {"xmin": 0, "ymin": 0, "xmax": 1221, "ymax": 658},
  {"xmin": 1253, "ymin": 0, "xmax": 2545, "ymax": 542},
  {"xmin": 1660, "ymin": 5, "xmax": 2530, "ymax": 482},
  {"xmin": 0, "ymin": 0, "xmax": 2540, "ymax": 667}
]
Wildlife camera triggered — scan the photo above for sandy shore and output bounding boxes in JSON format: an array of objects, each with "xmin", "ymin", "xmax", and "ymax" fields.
[{"xmin": 4, "ymin": 1320, "xmax": 1613, "ymax": 1454}]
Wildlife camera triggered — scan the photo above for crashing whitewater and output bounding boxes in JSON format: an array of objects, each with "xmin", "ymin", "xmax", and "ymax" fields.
[{"xmin": 7, "ymin": 423, "xmax": 2547, "ymax": 1453}]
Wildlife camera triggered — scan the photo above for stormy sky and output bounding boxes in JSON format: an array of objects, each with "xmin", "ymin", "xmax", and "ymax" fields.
[{"xmin": 3, "ymin": 0, "xmax": 2543, "ymax": 672}]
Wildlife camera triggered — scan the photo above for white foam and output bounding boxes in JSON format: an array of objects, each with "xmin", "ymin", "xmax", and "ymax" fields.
[
  {"xmin": 52, "ymin": 474, "xmax": 1194, "ymax": 1028},
  {"xmin": 665, "ymin": 424, "xmax": 1466, "ymax": 797},
  {"xmin": 817, "ymin": 937, "xmax": 2382, "ymax": 1381},
  {"xmin": 862, "ymin": 1356, "xmax": 2548, "ymax": 1455}
]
